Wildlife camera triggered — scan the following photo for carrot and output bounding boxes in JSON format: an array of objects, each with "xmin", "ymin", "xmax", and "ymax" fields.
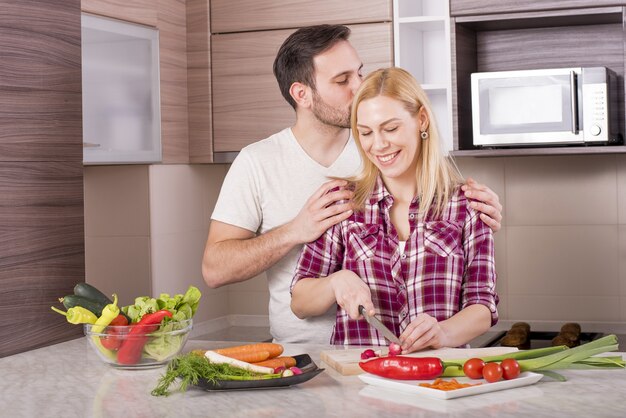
[
  {"xmin": 220, "ymin": 350, "xmax": 271, "ymax": 363},
  {"xmin": 419, "ymin": 378, "xmax": 482, "ymax": 391},
  {"xmin": 215, "ymin": 343, "xmax": 284, "ymax": 359},
  {"xmin": 253, "ymin": 356, "xmax": 297, "ymax": 369}
]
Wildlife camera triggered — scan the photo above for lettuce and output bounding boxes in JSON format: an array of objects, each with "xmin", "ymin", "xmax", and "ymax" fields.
[{"xmin": 122, "ymin": 285, "xmax": 202, "ymax": 323}]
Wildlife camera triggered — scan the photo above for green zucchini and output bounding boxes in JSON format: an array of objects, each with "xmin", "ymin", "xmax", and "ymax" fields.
[
  {"xmin": 73, "ymin": 282, "xmax": 112, "ymax": 304},
  {"xmin": 72, "ymin": 282, "xmax": 132, "ymax": 323},
  {"xmin": 60, "ymin": 294, "xmax": 107, "ymax": 317}
]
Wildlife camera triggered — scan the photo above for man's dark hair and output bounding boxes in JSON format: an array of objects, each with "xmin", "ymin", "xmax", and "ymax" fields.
[{"xmin": 273, "ymin": 24, "xmax": 351, "ymax": 110}]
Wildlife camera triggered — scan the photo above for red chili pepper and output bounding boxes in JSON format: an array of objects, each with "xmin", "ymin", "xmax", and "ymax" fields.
[
  {"xmin": 116, "ymin": 309, "xmax": 173, "ymax": 365},
  {"xmin": 99, "ymin": 314, "xmax": 129, "ymax": 351},
  {"xmin": 359, "ymin": 356, "xmax": 444, "ymax": 380}
]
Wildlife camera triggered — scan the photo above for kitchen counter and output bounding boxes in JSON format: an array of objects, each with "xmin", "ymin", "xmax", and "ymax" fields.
[{"xmin": 2, "ymin": 337, "xmax": 625, "ymax": 418}]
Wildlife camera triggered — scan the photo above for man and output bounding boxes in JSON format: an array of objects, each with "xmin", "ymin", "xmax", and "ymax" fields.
[{"xmin": 202, "ymin": 25, "xmax": 502, "ymax": 344}]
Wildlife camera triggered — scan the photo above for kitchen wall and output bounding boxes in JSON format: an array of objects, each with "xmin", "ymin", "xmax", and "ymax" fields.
[
  {"xmin": 456, "ymin": 154, "xmax": 626, "ymax": 323},
  {"xmin": 85, "ymin": 154, "xmax": 626, "ymax": 328},
  {"xmin": 84, "ymin": 164, "xmax": 234, "ymax": 324}
]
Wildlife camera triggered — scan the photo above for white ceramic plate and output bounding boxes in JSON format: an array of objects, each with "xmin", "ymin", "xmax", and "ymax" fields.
[{"xmin": 358, "ymin": 371, "xmax": 543, "ymax": 400}]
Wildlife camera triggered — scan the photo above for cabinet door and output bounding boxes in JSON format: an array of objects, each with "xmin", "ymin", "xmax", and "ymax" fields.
[
  {"xmin": 81, "ymin": 0, "xmax": 157, "ymax": 27},
  {"xmin": 211, "ymin": 22, "xmax": 393, "ymax": 154},
  {"xmin": 451, "ymin": 0, "xmax": 625, "ymax": 16},
  {"xmin": 211, "ymin": 0, "xmax": 392, "ymax": 33}
]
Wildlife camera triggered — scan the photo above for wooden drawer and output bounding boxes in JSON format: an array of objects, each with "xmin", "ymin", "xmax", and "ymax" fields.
[{"xmin": 211, "ymin": 0, "xmax": 391, "ymax": 33}]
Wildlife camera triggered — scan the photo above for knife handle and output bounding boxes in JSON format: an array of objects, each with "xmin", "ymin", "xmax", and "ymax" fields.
[{"xmin": 358, "ymin": 305, "xmax": 366, "ymax": 316}]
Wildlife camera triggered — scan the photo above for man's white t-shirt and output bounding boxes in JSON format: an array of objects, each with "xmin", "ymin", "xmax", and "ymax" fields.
[{"xmin": 211, "ymin": 128, "xmax": 361, "ymax": 344}]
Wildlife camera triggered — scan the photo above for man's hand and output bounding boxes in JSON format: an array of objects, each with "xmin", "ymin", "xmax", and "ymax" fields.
[
  {"xmin": 286, "ymin": 179, "xmax": 354, "ymax": 244},
  {"xmin": 329, "ymin": 270, "xmax": 374, "ymax": 320},
  {"xmin": 461, "ymin": 177, "xmax": 503, "ymax": 232}
]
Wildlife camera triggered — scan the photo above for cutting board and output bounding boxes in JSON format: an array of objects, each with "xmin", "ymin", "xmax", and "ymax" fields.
[{"xmin": 320, "ymin": 346, "xmax": 518, "ymax": 376}]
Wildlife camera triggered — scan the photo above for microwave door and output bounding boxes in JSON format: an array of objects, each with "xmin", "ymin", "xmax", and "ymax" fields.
[{"xmin": 472, "ymin": 70, "xmax": 582, "ymax": 146}]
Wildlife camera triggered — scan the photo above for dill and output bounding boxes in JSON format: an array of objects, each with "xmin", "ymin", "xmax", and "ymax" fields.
[{"xmin": 151, "ymin": 352, "xmax": 273, "ymax": 396}]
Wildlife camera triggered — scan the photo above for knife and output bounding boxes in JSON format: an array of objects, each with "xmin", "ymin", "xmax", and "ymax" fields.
[{"xmin": 359, "ymin": 305, "xmax": 401, "ymax": 345}]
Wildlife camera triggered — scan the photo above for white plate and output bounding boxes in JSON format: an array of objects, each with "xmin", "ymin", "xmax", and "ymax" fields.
[{"xmin": 358, "ymin": 371, "xmax": 543, "ymax": 400}]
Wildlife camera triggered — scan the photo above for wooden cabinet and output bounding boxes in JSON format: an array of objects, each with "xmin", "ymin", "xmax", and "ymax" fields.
[
  {"xmin": 449, "ymin": 5, "xmax": 626, "ymax": 156},
  {"xmin": 211, "ymin": 22, "xmax": 393, "ymax": 155},
  {"xmin": 211, "ymin": 0, "xmax": 392, "ymax": 33},
  {"xmin": 0, "ymin": 0, "xmax": 84, "ymax": 357},
  {"xmin": 81, "ymin": 0, "xmax": 189, "ymax": 164},
  {"xmin": 451, "ymin": 0, "xmax": 626, "ymax": 17},
  {"xmin": 81, "ymin": 0, "xmax": 157, "ymax": 27}
]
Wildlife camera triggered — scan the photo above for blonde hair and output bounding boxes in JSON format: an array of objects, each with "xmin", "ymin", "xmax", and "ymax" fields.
[{"xmin": 349, "ymin": 67, "xmax": 462, "ymax": 218}]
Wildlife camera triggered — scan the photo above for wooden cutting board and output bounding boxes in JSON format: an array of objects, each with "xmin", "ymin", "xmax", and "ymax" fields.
[{"xmin": 320, "ymin": 346, "xmax": 518, "ymax": 376}]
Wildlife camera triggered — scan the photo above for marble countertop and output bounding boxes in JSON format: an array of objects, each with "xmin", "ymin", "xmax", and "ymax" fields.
[{"xmin": 2, "ymin": 337, "xmax": 625, "ymax": 418}]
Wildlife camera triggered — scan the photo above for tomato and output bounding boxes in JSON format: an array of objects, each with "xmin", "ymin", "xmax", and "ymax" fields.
[
  {"xmin": 501, "ymin": 358, "xmax": 521, "ymax": 380},
  {"xmin": 482, "ymin": 362, "xmax": 503, "ymax": 383},
  {"xmin": 463, "ymin": 358, "xmax": 485, "ymax": 379}
]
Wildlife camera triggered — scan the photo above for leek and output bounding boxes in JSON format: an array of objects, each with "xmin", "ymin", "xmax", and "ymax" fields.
[{"xmin": 442, "ymin": 334, "xmax": 624, "ymax": 377}]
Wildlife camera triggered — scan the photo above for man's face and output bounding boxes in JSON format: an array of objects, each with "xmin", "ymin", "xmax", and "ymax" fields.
[{"xmin": 311, "ymin": 40, "xmax": 363, "ymax": 128}]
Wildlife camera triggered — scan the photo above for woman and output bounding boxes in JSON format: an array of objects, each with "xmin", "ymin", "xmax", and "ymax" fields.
[{"xmin": 290, "ymin": 67, "xmax": 498, "ymax": 353}]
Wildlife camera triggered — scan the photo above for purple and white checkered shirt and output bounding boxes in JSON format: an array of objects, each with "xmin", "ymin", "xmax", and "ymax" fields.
[{"xmin": 292, "ymin": 176, "xmax": 498, "ymax": 346}]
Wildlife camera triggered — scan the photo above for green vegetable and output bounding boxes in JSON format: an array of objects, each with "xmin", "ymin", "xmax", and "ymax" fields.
[
  {"xmin": 73, "ymin": 283, "xmax": 112, "ymax": 305},
  {"xmin": 442, "ymin": 334, "xmax": 625, "ymax": 377},
  {"xmin": 122, "ymin": 286, "xmax": 202, "ymax": 323},
  {"xmin": 142, "ymin": 319, "xmax": 187, "ymax": 362},
  {"xmin": 151, "ymin": 352, "xmax": 280, "ymax": 396},
  {"xmin": 60, "ymin": 294, "xmax": 108, "ymax": 317},
  {"xmin": 90, "ymin": 294, "xmax": 121, "ymax": 360}
]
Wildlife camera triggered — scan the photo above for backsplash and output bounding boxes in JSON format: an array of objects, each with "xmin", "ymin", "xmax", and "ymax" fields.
[{"xmin": 84, "ymin": 154, "xmax": 626, "ymax": 325}]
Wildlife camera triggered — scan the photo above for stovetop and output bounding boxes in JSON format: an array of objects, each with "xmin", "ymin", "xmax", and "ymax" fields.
[{"xmin": 482, "ymin": 330, "xmax": 603, "ymax": 349}]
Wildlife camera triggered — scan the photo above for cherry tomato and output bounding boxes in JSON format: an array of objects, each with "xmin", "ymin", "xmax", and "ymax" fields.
[
  {"xmin": 482, "ymin": 362, "xmax": 503, "ymax": 383},
  {"xmin": 501, "ymin": 358, "xmax": 521, "ymax": 380},
  {"xmin": 463, "ymin": 358, "xmax": 485, "ymax": 379}
]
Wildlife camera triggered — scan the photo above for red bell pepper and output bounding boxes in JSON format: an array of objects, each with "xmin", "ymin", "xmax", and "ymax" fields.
[
  {"xmin": 116, "ymin": 309, "xmax": 173, "ymax": 365},
  {"xmin": 100, "ymin": 314, "xmax": 129, "ymax": 350},
  {"xmin": 359, "ymin": 356, "xmax": 444, "ymax": 380}
]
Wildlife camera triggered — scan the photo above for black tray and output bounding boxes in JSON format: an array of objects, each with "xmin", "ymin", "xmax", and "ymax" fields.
[{"xmin": 193, "ymin": 354, "xmax": 324, "ymax": 391}]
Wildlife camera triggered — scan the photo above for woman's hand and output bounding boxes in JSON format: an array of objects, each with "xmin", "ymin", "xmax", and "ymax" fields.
[
  {"xmin": 399, "ymin": 313, "xmax": 448, "ymax": 353},
  {"xmin": 329, "ymin": 270, "xmax": 374, "ymax": 320},
  {"xmin": 461, "ymin": 177, "xmax": 503, "ymax": 232}
]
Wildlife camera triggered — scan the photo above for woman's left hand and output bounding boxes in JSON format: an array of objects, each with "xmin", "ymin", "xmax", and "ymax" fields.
[{"xmin": 399, "ymin": 313, "xmax": 448, "ymax": 353}]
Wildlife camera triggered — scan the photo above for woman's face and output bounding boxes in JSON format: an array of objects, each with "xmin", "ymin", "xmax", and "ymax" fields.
[{"xmin": 355, "ymin": 95, "xmax": 425, "ymax": 182}]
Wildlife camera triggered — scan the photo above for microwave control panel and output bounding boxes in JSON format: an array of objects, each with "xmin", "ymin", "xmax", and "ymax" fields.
[{"xmin": 582, "ymin": 83, "xmax": 608, "ymax": 141}]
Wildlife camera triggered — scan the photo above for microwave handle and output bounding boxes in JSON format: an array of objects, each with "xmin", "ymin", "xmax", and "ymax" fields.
[{"xmin": 570, "ymin": 71, "xmax": 578, "ymax": 134}]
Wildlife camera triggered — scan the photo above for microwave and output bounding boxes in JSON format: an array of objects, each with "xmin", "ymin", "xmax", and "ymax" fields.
[{"xmin": 471, "ymin": 67, "xmax": 621, "ymax": 147}]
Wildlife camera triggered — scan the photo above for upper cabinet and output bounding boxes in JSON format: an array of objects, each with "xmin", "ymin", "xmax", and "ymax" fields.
[
  {"xmin": 211, "ymin": 23, "xmax": 393, "ymax": 157},
  {"xmin": 393, "ymin": 0, "xmax": 453, "ymax": 153},
  {"xmin": 448, "ymin": 2, "xmax": 626, "ymax": 157},
  {"xmin": 210, "ymin": 0, "xmax": 392, "ymax": 33},
  {"xmin": 81, "ymin": 0, "xmax": 189, "ymax": 164},
  {"xmin": 451, "ymin": 1, "xmax": 626, "ymax": 16},
  {"xmin": 81, "ymin": 0, "xmax": 157, "ymax": 27},
  {"xmin": 207, "ymin": 1, "xmax": 393, "ymax": 160},
  {"xmin": 81, "ymin": 14, "xmax": 162, "ymax": 165}
]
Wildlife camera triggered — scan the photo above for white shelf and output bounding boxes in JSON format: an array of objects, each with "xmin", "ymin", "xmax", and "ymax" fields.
[{"xmin": 393, "ymin": 0, "xmax": 453, "ymax": 153}]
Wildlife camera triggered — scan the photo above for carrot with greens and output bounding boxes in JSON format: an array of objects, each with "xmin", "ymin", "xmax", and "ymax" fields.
[{"xmin": 215, "ymin": 343, "xmax": 284, "ymax": 359}]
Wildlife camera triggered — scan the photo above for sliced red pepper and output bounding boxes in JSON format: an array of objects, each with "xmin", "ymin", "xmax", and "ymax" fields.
[
  {"xmin": 99, "ymin": 314, "xmax": 129, "ymax": 350},
  {"xmin": 359, "ymin": 356, "xmax": 444, "ymax": 380},
  {"xmin": 116, "ymin": 309, "xmax": 173, "ymax": 365}
]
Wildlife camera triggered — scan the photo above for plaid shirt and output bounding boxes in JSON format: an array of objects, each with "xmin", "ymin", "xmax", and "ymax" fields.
[{"xmin": 292, "ymin": 176, "xmax": 498, "ymax": 346}]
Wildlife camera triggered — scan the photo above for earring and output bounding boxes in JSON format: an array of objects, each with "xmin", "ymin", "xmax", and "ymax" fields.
[{"xmin": 420, "ymin": 130, "xmax": 429, "ymax": 140}]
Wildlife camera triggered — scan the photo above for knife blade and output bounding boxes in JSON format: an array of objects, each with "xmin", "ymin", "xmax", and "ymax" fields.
[{"xmin": 359, "ymin": 305, "xmax": 401, "ymax": 345}]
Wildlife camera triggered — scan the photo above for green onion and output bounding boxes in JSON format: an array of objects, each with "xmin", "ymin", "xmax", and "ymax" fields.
[{"xmin": 442, "ymin": 334, "xmax": 624, "ymax": 377}]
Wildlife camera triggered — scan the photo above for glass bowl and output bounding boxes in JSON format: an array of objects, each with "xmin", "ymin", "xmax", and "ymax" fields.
[{"xmin": 84, "ymin": 318, "xmax": 192, "ymax": 369}]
